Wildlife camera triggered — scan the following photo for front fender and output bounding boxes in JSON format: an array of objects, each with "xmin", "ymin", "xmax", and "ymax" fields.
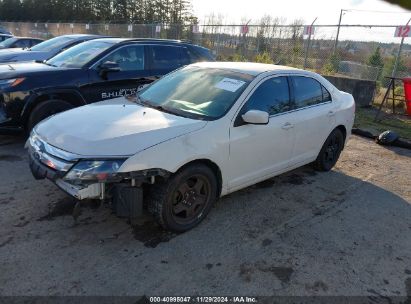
[
  {"xmin": 118, "ymin": 122, "xmax": 229, "ymax": 192},
  {"xmin": 20, "ymin": 88, "xmax": 86, "ymax": 121}
]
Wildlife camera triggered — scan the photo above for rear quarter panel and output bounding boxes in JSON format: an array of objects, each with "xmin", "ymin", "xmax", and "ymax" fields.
[{"xmin": 334, "ymin": 90, "xmax": 355, "ymax": 145}]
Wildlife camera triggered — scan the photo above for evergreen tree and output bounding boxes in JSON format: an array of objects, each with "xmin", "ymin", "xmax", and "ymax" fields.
[
  {"xmin": 367, "ymin": 46, "xmax": 384, "ymax": 80},
  {"xmin": 0, "ymin": 0, "xmax": 195, "ymax": 23}
]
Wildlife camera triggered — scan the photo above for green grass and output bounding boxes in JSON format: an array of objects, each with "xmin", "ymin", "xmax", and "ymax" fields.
[{"xmin": 354, "ymin": 107, "xmax": 411, "ymax": 140}]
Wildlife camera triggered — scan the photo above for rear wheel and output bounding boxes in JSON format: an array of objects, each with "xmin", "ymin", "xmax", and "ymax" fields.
[
  {"xmin": 27, "ymin": 99, "xmax": 73, "ymax": 132},
  {"xmin": 313, "ymin": 129, "xmax": 344, "ymax": 171},
  {"xmin": 147, "ymin": 164, "xmax": 218, "ymax": 232}
]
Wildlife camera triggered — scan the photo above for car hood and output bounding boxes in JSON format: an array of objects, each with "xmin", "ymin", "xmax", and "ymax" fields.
[
  {"xmin": 0, "ymin": 61, "xmax": 66, "ymax": 79},
  {"xmin": 35, "ymin": 98, "xmax": 208, "ymax": 157}
]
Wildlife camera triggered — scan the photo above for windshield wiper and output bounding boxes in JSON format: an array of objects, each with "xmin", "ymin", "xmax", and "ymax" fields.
[
  {"xmin": 135, "ymin": 95, "xmax": 207, "ymax": 120},
  {"xmin": 39, "ymin": 61, "xmax": 57, "ymax": 67},
  {"xmin": 136, "ymin": 96, "xmax": 178, "ymax": 116}
]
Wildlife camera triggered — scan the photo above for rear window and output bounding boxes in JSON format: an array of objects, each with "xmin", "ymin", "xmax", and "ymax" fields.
[{"xmin": 190, "ymin": 46, "xmax": 215, "ymax": 61}]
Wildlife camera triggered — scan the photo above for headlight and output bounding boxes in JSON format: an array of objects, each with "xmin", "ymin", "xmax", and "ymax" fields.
[
  {"xmin": 0, "ymin": 78, "xmax": 25, "ymax": 89},
  {"xmin": 63, "ymin": 159, "xmax": 126, "ymax": 184}
]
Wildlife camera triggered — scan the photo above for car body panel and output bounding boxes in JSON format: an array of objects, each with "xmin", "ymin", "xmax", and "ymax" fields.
[{"xmin": 35, "ymin": 98, "xmax": 208, "ymax": 157}]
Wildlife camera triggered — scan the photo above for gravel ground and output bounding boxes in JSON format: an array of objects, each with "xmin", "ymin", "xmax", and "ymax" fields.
[{"xmin": 0, "ymin": 134, "xmax": 410, "ymax": 297}]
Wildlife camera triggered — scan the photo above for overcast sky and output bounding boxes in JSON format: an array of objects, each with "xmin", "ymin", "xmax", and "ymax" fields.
[
  {"xmin": 191, "ymin": 0, "xmax": 411, "ymax": 43},
  {"xmin": 191, "ymin": 0, "xmax": 410, "ymax": 25}
]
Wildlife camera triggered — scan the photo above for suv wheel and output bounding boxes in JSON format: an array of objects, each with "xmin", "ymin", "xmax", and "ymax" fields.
[
  {"xmin": 27, "ymin": 99, "xmax": 73, "ymax": 132},
  {"xmin": 314, "ymin": 128, "xmax": 344, "ymax": 171},
  {"xmin": 147, "ymin": 164, "xmax": 218, "ymax": 232}
]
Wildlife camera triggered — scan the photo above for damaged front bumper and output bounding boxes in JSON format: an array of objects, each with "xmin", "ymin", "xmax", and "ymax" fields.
[
  {"xmin": 28, "ymin": 145, "xmax": 104, "ymax": 200},
  {"xmin": 27, "ymin": 132, "xmax": 170, "ymax": 218},
  {"xmin": 55, "ymin": 179, "xmax": 104, "ymax": 200}
]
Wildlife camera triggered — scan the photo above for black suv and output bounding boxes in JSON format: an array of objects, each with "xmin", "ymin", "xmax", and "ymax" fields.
[{"xmin": 0, "ymin": 38, "xmax": 215, "ymax": 133}]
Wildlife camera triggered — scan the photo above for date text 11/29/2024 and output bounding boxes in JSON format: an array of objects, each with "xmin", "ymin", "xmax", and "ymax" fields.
[{"xmin": 149, "ymin": 297, "xmax": 257, "ymax": 303}]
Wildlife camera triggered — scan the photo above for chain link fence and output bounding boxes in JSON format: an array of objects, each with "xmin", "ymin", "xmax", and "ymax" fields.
[{"xmin": 1, "ymin": 21, "xmax": 410, "ymax": 83}]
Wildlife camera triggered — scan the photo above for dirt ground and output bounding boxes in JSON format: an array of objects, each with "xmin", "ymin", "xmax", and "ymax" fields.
[{"xmin": 0, "ymin": 134, "xmax": 410, "ymax": 297}]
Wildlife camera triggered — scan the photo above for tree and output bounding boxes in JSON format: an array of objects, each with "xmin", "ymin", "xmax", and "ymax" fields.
[
  {"xmin": 367, "ymin": 46, "xmax": 384, "ymax": 80},
  {"xmin": 368, "ymin": 47, "xmax": 384, "ymax": 68},
  {"xmin": 0, "ymin": 0, "xmax": 196, "ymax": 23}
]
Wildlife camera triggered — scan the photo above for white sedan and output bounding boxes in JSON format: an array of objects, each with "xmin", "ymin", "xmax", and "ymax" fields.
[{"xmin": 27, "ymin": 62, "xmax": 355, "ymax": 232}]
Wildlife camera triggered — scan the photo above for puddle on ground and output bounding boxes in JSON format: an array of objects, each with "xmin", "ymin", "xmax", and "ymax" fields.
[
  {"xmin": 254, "ymin": 178, "xmax": 276, "ymax": 189},
  {"xmin": 281, "ymin": 174, "xmax": 305, "ymax": 185},
  {"xmin": 132, "ymin": 220, "xmax": 177, "ymax": 248},
  {"xmin": 37, "ymin": 197, "xmax": 77, "ymax": 221},
  {"xmin": 0, "ymin": 155, "xmax": 22, "ymax": 162},
  {"xmin": 260, "ymin": 266, "xmax": 294, "ymax": 283},
  {"xmin": 240, "ymin": 262, "xmax": 294, "ymax": 284},
  {"xmin": 0, "ymin": 196, "xmax": 14, "ymax": 205},
  {"xmin": 37, "ymin": 197, "xmax": 102, "ymax": 222},
  {"xmin": 302, "ymin": 168, "xmax": 318, "ymax": 176},
  {"xmin": 0, "ymin": 236, "xmax": 13, "ymax": 248}
]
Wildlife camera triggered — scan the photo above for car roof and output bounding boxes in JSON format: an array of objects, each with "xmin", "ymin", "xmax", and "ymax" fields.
[
  {"xmin": 60, "ymin": 34, "xmax": 107, "ymax": 39},
  {"xmin": 191, "ymin": 61, "xmax": 302, "ymax": 76},
  {"xmin": 89, "ymin": 37, "xmax": 187, "ymax": 44},
  {"xmin": 9, "ymin": 37, "xmax": 43, "ymax": 40}
]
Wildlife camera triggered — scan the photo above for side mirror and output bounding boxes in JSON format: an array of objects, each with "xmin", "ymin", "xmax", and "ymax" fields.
[
  {"xmin": 99, "ymin": 61, "xmax": 120, "ymax": 79},
  {"xmin": 241, "ymin": 110, "xmax": 269, "ymax": 125}
]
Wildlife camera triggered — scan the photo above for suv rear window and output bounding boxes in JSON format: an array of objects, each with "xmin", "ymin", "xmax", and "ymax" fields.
[{"xmin": 150, "ymin": 45, "xmax": 182, "ymax": 70}]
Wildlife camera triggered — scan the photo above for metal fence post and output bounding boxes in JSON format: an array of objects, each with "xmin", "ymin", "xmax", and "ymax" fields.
[
  {"xmin": 333, "ymin": 9, "xmax": 345, "ymax": 54},
  {"xmin": 303, "ymin": 18, "xmax": 317, "ymax": 69}
]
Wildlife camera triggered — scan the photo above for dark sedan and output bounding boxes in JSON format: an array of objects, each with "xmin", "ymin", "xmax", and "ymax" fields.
[
  {"xmin": 0, "ymin": 34, "xmax": 107, "ymax": 63},
  {"xmin": 0, "ymin": 37, "xmax": 44, "ymax": 49},
  {"xmin": 0, "ymin": 34, "xmax": 13, "ymax": 42}
]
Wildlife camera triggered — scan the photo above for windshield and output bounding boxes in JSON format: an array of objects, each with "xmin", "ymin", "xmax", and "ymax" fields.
[
  {"xmin": 46, "ymin": 40, "xmax": 115, "ymax": 68},
  {"xmin": 30, "ymin": 36, "xmax": 74, "ymax": 52},
  {"xmin": 138, "ymin": 66, "xmax": 254, "ymax": 120},
  {"xmin": 0, "ymin": 38, "xmax": 17, "ymax": 47}
]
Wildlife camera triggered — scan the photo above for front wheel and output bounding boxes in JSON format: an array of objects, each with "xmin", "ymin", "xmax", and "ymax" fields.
[
  {"xmin": 147, "ymin": 164, "xmax": 218, "ymax": 232},
  {"xmin": 27, "ymin": 99, "xmax": 73, "ymax": 132},
  {"xmin": 313, "ymin": 129, "xmax": 344, "ymax": 171}
]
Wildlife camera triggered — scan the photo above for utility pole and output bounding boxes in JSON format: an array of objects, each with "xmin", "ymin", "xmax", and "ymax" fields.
[
  {"xmin": 392, "ymin": 17, "xmax": 411, "ymax": 78},
  {"xmin": 303, "ymin": 17, "xmax": 317, "ymax": 69},
  {"xmin": 333, "ymin": 9, "xmax": 344, "ymax": 54}
]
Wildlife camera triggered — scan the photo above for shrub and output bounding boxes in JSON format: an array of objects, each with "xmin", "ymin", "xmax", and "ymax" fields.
[{"xmin": 254, "ymin": 52, "xmax": 274, "ymax": 64}]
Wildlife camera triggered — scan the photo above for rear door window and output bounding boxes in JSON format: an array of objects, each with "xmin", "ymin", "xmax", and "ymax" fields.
[
  {"xmin": 149, "ymin": 45, "xmax": 183, "ymax": 71},
  {"xmin": 180, "ymin": 47, "xmax": 196, "ymax": 65},
  {"xmin": 291, "ymin": 76, "xmax": 325, "ymax": 109}
]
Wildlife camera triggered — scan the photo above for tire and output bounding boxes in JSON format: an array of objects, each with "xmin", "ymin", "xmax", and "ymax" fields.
[
  {"xmin": 147, "ymin": 164, "xmax": 218, "ymax": 232},
  {"xmin": 27, "ymin": 99, "xmax": 74, "ymax": 132},
  {"xmin": 313, "ymin": 128, "xmax": 344, "ymax": 172}
]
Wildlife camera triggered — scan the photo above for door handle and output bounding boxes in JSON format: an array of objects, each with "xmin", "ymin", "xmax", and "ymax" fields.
[
  {"xmin": 281, "ymin": 122, "xmax": 294, "ymax": 130},
  {"xmin": 328, "ymin": 110, "xmax": 336, "ymax": 117}
]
